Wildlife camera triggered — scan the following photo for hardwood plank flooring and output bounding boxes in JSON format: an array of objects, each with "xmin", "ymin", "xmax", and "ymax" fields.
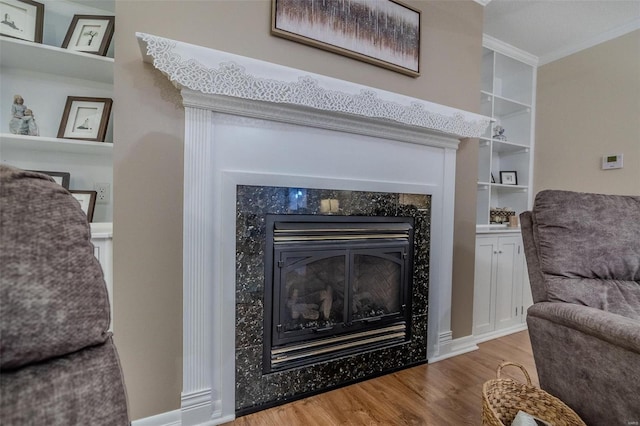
[{"xmin": 227, "ymin": 331, "xmax": 537, "ymax": 425}]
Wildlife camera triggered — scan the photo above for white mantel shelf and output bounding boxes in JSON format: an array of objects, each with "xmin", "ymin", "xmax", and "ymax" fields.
[
  {"xmin": 136, "ymin": 32, "xmax": 490, "ymax": 426},
  {"xmin": 136, "ymin": 32, "xmax": 490, "ymax": 145}
]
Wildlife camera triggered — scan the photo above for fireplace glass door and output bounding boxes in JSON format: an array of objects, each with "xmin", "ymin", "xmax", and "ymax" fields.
[{"xmin": 264, "ymin": 215, "xmax": 414, "ymax": 372}]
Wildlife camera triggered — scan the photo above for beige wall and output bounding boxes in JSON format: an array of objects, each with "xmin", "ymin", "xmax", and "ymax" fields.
[
  {"xmin": 113, "ymin": 1, "xmax": 483, "ymax": 419},
  {"xmin": 535, "ymin": 30, "xmax": 640, "ymax": 196}
]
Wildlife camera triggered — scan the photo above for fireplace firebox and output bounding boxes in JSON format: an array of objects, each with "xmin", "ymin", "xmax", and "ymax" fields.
[{"xmin": 264, "ymin": 215, "xmax": 415, "ymax": 373}]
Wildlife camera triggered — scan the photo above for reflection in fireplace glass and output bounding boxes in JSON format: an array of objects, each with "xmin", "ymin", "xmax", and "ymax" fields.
[{"xmin": 288, "ymin": 188, "xmax": 307, "ymax": 211}]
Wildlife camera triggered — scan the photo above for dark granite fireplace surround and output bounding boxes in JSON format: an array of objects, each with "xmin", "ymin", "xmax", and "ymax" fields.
[{"xmin": 235, "ymin": 185, "xmax": 431, "ymax": 414}]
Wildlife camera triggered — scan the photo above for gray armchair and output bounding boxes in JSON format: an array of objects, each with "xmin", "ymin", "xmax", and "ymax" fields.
[
  {"xmin": 520, "ymin": 190, "xmax": 640, "ymax": 425},
  {"xmin": 0, "ymin": 165, "xmax": 129, "ymax": 425}
]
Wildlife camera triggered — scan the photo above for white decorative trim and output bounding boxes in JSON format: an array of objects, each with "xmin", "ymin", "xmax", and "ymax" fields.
[
  {"xmin": 429, "ymin": 334, "xmax": 480, "ymax": 363},
  {"xmin": 483, "ymin": 34, "xmax": 539, "ymax": 67},
  {"xmin": 181, "ymin": 107, "xmax": 217, "ymax": 425},
  {"xmin": 137, "ymin": 33, "xmax": 490, "ymax": 139},
  {"xmin": 539, "ymin": 17, "xmax": 640, "ymax": 66},
  {"xmin": 427, "ymin": 147, "xmax": 457, "ymax": 360},
  {"xmin": 439, "ymin": 331, "xmax": 453, "ymax": 345},
  {"xmin": 181, "ymin": 90, "xmax": 461, "ymax": 150},
  {"xmin": 474, "ymin": 0, "xmax": 493, "ymax": 6}
]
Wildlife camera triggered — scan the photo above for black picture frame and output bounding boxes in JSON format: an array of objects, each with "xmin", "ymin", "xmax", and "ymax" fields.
[
  {"xmin": 0, "ymin": 0, "xmax": 44, "ymax": 43},
  {"xmin": 29, "ymin": 170, "xmax": 70, "ymax": 189},
  {"xmin": 70, "ymin": 190, "xmax": 97, "ymax": 222},
  {"xmin": 57, "ymin": 96, "xmax": 113, "ymax": 142},
  {"xmin": 61, "ymin": 14, "xmax": 114, "ymax": 56},
  {"xmin": 500, "ymin": 171, "xmax": 518, "ymax": 185}
]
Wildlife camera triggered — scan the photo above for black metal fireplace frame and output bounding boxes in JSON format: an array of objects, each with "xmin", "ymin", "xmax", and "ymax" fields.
[{"xmin": 263, "ymin": 214, "xmax": 415, "ymax": 373}]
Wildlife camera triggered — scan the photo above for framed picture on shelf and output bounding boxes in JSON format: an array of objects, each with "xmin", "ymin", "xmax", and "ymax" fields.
[
  {"xmin": 271, "ymin": 0, "xmax": 420, "ymax": 77},
  {"xmin": 491, "ymin": 173, "xmax": 495, "ymax": 183},
  {"xmin": 29, "ymin": 170, "xmax": 70, "ymax": 189},
  {"xmin": 70, "ymin": 190, "xmax": 96, "ymax": 222},
  {"xmin": 61, "ymin": 14, "xmax": 114, "ymax": 56},
  {"xmin": 500, "ymin": 171, "xmax": 518, "ymax": 185},
  {"xmin": 0, "ymin": 0, "xmax": 44, "ymax": 43},
  {"xmin": 57, "ymin": 96, "xmax": 112, "ymax": 142}
]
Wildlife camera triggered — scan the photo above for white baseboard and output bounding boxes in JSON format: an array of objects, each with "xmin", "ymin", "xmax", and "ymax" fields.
[
  {"xmin": 474, "ymin": 323, "xmax": 528, "ymax": 344},
  {"xmin": 131, "ymin": 410, "xmax": 181, "ymax": 426},
  {"xmin": 429, "ymin": 334, "xmax": 479, "ymax": 363},
  {"xmin": 131, "ymin": 409, "xmax": 235, "ymax": 426}
]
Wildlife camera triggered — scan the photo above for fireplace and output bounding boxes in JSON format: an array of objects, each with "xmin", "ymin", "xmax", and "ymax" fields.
[
  {"xmin": 137, "ymin": 32, "xmax": 490, "ymax": 424},
  {"xmin": 235, "ymin": 185, "xmax": 431, "ymax": 413},
  {"xmin": 264, "ymin": 215, "xmax": 414, "ymax": 372}
]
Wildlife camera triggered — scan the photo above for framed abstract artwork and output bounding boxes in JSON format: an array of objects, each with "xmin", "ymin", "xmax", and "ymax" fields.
[{"xmin": 271, "ymin": 0, "xmax": 420, "ymax": 76}]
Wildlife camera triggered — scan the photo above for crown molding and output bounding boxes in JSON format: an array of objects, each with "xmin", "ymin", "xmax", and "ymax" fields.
[
  {"xmin": 539, "ymin": 17, "xmax": 640, "ymax": 66},
  {"xmin": 483, "ymin": 34, "xmax": 539, "ymax": 67}
]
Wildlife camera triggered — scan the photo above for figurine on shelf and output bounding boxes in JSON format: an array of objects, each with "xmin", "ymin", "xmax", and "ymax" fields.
[
  {"xmin": 9, "ymin": 94, "xmax": 26, "ymax": 134},
  {"xmin": 21, "ymin": 109, "xmax": 39, "ymax": 136},
  {"xmin": 9, "ymin": 95, "xmax": 38, "ymax": 136},
  {"xmin": 493, "ymin": 125, "xmax": 507, "ymax": 141}
]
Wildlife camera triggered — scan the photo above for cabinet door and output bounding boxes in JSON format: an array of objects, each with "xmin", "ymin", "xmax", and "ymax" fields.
[
  {"xmin": 494, "ymin": 236, "xmax": 523, "ymax": 329},
  {"xmin": 473, "ymin": 238, "xmax": 497, "ymax": 335}
]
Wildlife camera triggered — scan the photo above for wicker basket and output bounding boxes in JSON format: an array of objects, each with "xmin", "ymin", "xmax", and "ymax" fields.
[{"xmin": 482, "ymin": 362, "xmax": 586, "ymax": 426}]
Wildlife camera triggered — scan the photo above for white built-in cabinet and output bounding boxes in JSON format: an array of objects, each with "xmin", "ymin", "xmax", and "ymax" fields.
[
  {"xmin": 473, "ymin": 232, "xmax": 533, "ymax": 341},
  {"xmin": 476, "ymin": 36, "xmax": 537, "ymax": 226},
  {"xmin": 0, "ymin": 0, "xmax": 115, "ymax": 327}
]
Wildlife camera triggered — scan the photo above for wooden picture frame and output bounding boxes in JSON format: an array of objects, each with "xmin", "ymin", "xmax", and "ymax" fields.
[
  {"xmin": 57, "ymin": 96, "xmax": 112, "ymax": 142},
  {"xmin": 70, "ymin": 190, "xmax": 97, "ymax": 222},
  {"xmin": 61, "ymin": 14, "xmax": 114, "ymax": 56},
  {"xmin": 500, "ymin": 171, "xmax": 518, "ymax": 185},
  {"xmin": 0, "ymin": 0, "xmax": 44, "ymax": 43},
  {"xmin": 271, "ymin": 0, "xmax": 420, "ymax": 77},
  {"xmin": 29, "ymin": 170, "xmax": 70, "ymax": 189}
]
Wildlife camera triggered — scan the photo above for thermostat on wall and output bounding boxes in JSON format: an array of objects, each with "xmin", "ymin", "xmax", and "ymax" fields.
[{"xmin": 602, "ymin": 153, "xmax": 623, "ymax": 170}]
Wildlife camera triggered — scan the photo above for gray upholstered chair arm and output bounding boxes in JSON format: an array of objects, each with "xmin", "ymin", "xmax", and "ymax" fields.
[
  {"xmin": 528, "ymin": 302, "xmax": 640, "ymax": 354},
  {"xmin": 519, "ymin": 211, "xmax": 547, "ymax": 303}
]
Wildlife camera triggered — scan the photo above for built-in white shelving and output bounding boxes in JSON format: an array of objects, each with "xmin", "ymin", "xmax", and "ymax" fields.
[
  {"xmin": 0, "ymin": 133, "xmax": 113, "ymax": 155},
  {"xmin": 473, "ymin": 36, "xmax": 537, "ymax": 343},
  {"xmin": 0, "ymin": 36, "xmax": 114, "ymax": 84},
  {"xmin": 0, "ymin": 0, "xmax": 116, "ymax": 326},
  {"xmin": 0, "ymin": 0, "xmax": 114, "ymax": 222},
  {"xmin": 476, "ymin": 37, "xmax": 538, "ymax": 227}
]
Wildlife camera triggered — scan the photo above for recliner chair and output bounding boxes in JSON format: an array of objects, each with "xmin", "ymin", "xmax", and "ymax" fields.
[
  {"xmin": 520, "ymin": 189, "xmax": 640, "ymax": 425},
  {"xmin": 0, "ymin": 165, "xmax": 129, "ymax": 425}
]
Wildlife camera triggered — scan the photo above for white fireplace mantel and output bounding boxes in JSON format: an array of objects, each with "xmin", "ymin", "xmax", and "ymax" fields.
[{"xmin": 137, "ymin": 33, "xmax": 489, "ymax": 426}]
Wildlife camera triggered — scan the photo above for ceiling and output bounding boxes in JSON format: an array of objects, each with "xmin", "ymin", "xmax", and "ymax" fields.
[{"xmin": 482, "ymin": 0, "xmax": 640, "ymax": 65}]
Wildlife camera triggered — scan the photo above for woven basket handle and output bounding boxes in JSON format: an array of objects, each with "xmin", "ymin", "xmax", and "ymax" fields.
[{"xmin": 496, "ymin": 362, "xmax": 532, "ymax": 385}]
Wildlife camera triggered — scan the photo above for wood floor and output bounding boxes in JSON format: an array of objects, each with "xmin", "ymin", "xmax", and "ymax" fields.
[{"xmin": 227, "ymin": 331, "xmax": 538, "ymax": 425}]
